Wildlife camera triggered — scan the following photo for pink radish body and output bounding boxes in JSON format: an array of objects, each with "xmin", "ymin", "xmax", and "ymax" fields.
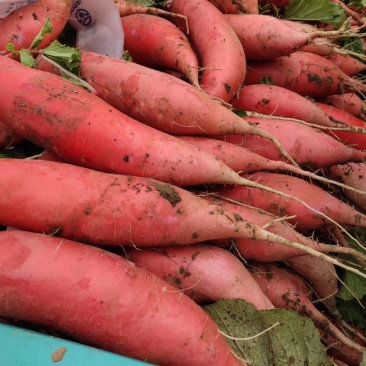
[
  {"xmin": 250, "ymin": 262, "xmax": 365, "ymax": 361},
  {"xmin": 0, "ymin": 55, "xmax": 249, "ymax": 188},
  {"xmin": 320, "ymin": 93, "xmax": 366, "ymax": 120},
  {"xmin": 244, "ymin": 51, "xmax": 366, "ymax": 98},
  {"xmin": 0, "ymin": 230, "xmax": 243, "ymax": 366},
  {"xmin": 121, "ymin": 14, "xmax": 201, "ymax": 89},
  {"xmin": 225, "ymin": 14, "xmax": 334, "ymax": 60},
  {"xmin": 329, "ymin": 162, "xmax": 366, "ymax": 212},
  {"xmin": 316, "ymin": 102, "xmax": 366, "ymax": 150},
  {"xmin": 326, "ymin": 53, "xmax": 366, "ymax": 77},
  {"xmin": 35, "ymin": 51, "xmax": 296, "ymax": 165},
  {"xmin": 0, "ymin": 0, "xmax": 72, "ymax": 54},
  {"xmin": 209, "ymin": 0, "xmax": 259, "ymax": 14},
  {"xmin": 285, "ymin": 255, "xmax": 338, "ymax": 312},
  {"xmin": 0, "ymin": 158, "xmax": 312, "ymax": 250},
  {"xmin": 217, "ymin": 171, "xmax": 366, "ymax": 231},
  {"xmin": 219, "ymin": 117, "xmax": 366, "ymax": 168},
  {"xmin": 170, "ymin": 0, "xmax": 246, "ymax": 102},
  {"xmin": 232, "ymin": 84, "xmax": 336, "ymax": 127},
  {"xmin": 202, "ymin": 196, "xmax": 360, "ymax": 262},
  {"xmin": 126, "ymin": 244, "xmax": 275, "ymax": 309}
]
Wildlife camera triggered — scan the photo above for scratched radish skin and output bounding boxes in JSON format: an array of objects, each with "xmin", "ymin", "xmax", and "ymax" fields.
[{"xmin": 0, "ymin": 230, "xmax": 244, "ymax": 366}]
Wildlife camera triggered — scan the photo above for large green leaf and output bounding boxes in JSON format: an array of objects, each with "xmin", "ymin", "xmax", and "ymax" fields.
[
  {"xmin": 203, "ymin": 299, "xmax": 332, "ymax": 366},
  {"xmin": 284, "ymin": 0, "xmax": 347, "ymax": 27}
]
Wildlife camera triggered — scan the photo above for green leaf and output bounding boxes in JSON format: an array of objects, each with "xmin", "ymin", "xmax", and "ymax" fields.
[
  {"xmin": 232, "ymin": 109, "xmax": 248, "ymax": 117},
  {"xmin": 284, "ymin": 0, "xmax": 347, "ymax": 27},
  {"xmin": 344, "ymin": 0, "xmax": 366, "ymax": 11},
  {"xmin": 203, "ymin": 299, "xmax": 332, "ymax": 366},
  {"xmin": 5, "ymin": 43, "xmax": 19, "ymax": 55},
  {"xmin": 339, "ymin": 37, "xmax": 365, "ymax": 58},
  {"xmin": 30, "ymin": 18, "xmax": 54, "ymax": 50},
  {"xmin": 259, "ymin": 77, "xmax": 275, "ymax": 85},
  {"xmin": 19, "ymin": 50, "xmax": 37, "ymax": 68},
  {"xmin": 40, "ymin": 40, "xmax": 81, "ymax": 75}
]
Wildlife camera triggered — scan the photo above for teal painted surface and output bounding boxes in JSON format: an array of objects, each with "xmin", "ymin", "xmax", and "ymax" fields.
[{"xmin": 0, "ymin": 323, "xmax": 154, "ymax": 366}]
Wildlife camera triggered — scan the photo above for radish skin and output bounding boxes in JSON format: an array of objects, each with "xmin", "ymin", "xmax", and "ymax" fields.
[
  {"xmin": 201, "ymin": 195, "xmax": 366, "ymax": 263},
  {"xmin": 225, "ymin": 14, "xmax": 341, "ymax": 60},
  {"xmin": 220, "ymin": 117, "xmax": 366, "ymax": 168},
  {"xmin": 125, "ymin": 244, "xmax": 275, "ymax": 309},
  {"xmin": 35, "ymin": 51, "xmax": 296, "ymax": 166},
  {"xmin": 121, "ymin": 14, "xmax": 201, "ymax": 90},
  {"xmin": 316, "ymin": 102, "xmax": 366, "ymax": 150},
  {"xmin": 170, "ymin": 0, "xmax": 246, "ymax": 102},
  {"xmin": 209, "ymin": 0, "xmax": 259, "ymax": 14},
  {"xmin": 217, "ymin": 171, "xmax": 366, "ymax": 231},
  {"xmin": 0, "ymin": 0, "xmax": 73, "ymax": 55},
  {"xmin": 0, "ymin": 55, "xmax": 252, "ymax": 188},
  {"xmin": 329, "ymin": 162, "xmax": 366, "ymax": 212},
  {"xmin": 0, "ymin": 230, "xmax": 244, "ymax": 366},
  {"xmin": 232, "ymin": 84, "xmax": 337, "ymax": 128},
  {"xmin": 244, "ymin": 51, "xmax": 366, "ymax": 98},
  {"xmin": 285, "ymin": 255, "xmax": 338, "ymax": 312},
  {"xmin": 320, "ymin": 93, "xmax": 366, "ymax": 120},
  {"xmin": 0, "ymin": 158, "xmax": 323, "ymax": 251}
]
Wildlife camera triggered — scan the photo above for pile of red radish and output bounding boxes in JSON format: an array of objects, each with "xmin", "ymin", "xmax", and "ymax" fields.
[{"xmin": 1, "ymin": 0, "xmax": 366, "ymax": 365}]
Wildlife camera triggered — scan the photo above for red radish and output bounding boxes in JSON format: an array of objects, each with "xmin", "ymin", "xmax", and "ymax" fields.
[
  {"xmin": 280, "ymin": 20, "xmax": 336, "ymax": 56},
  {"xmin": 284, "ymin": 255, "xmax": 338, "ymax": 312},
  {"xmin": 121, "ymin": 14, "xmax": 201, "ymax": 90},
  {"xmin": 250, "ymin": 262, "xmax": 365, "ymax": 357},
  {"xmin": 325, "ymin": 53, "xmax": 366, "ymax": 77},
  {"xmin": 0, "ymin": 120, "xmax": 22, "ymax": 149},
  {"xmin": 169, "ymin": 0, "xmax": 246, "ymax": 102},
  {"xmin": 219, "ymin": 117, "xmax": 366, "ymax": 168},
  {"xmin": 320, "ymin": 315, "xmax": 366, "ymax": 366},
  {"xmin": 244, "ymin": 51, "xmax": 366, "ymax": 98},
  {"xmin": 231, "ymin": 84, "xmax": 337, "ymax": 128},
  {"xmin": 316, "ymin": 102, "xmax": 366, "ymax": 150},
  {"xmin": 0, "ymin": 230, "xmax": 244, "ymax": 366},
  {"xmin": 201, "ymin": 195, "xmax": 365, "ymax": 263},
  {"xmin": 35, "ymin": 51, "xmax": 296, "ymax": 165},
  {"xmin": 0, "ymin": 55, "xmax": 254, "ymax": 188},
  {"xmin": 125, "ymin": 244, "xmax": 275, "ymax": 309},
  {"xmin": 0, "ymin": 158, "xmax": 323, "ymax": 253},
  {"xmin": 225, "ymin": 14, "xmax": 343, "ymax": 60},
  {"xmin": 320, "ymin": 93, "xmax": 366, "ymax": 120},
  {"xmin": 209, "ymin": 0, "xmax": 259, "ymax": 14},
  {"xmin": 177, "ymin": 135, "xmax": 366, "ymax": 194},
  {"xmin": 0, "ymin": 0, "xmax": 72, "ymax": 55},
  {"xmin": 329, "ymin": 162, "xmax": 366, "ymax": 212},
  {"xmin": 114, "ymin": 0, "xmax": 187, "ymax": 20},
  {"xmin": 216, "ymin": 171, "xmax": 366, "ymax": 231}
]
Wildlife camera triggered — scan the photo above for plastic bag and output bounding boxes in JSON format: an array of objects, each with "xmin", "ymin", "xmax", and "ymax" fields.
[
  {"xmin": 0, "ymin": 0, "xmax": 124, "ymax": 58},
  {"xmin": 68, "ymin": 0, "xmax": 124, "ymax": 58}
]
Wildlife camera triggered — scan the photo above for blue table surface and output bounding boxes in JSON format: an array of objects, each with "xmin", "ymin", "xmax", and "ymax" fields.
[{"xmin": 0, "ymin": 323, "xmax": 155, "ymax": 366}]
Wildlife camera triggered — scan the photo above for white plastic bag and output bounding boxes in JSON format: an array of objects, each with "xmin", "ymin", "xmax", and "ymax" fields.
[
  {"xmin": 68, "ymin": 0, "xmax": 124, "ymax": 58},
  {"xmin": 0, "ymin": 0, "xmax": 124, "ymax": 58}
]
